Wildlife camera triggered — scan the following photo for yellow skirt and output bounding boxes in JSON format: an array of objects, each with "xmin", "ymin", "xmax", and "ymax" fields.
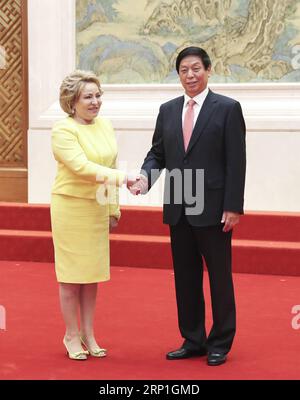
[{"xmin": 50, "ymin": 194, "xmax": 110, "ymax": 283}]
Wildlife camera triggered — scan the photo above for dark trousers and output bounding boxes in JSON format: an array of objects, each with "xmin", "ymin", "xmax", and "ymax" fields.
[{"xmin": 169, "ymin": 214, "xmax": 236, "ymax": 354}]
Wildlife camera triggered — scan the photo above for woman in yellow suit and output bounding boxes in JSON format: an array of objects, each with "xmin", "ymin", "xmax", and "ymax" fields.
[{"xmin": 51, "ymin": 70, "xmax": 135, "ymax": 360}]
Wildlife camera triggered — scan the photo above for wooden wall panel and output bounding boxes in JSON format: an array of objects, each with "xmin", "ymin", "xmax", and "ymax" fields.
[{"xmin": 0, "ymin": 0, "xmax": 28, "ymax": 202}]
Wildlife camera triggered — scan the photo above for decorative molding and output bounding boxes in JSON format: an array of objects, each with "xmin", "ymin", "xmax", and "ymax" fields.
[
  {"xmin": 0, "ymin": 0, "xmax": 27, "ymax": 168},
  {"xmin": 35, "ymin": 82, "xmax": 300, "ymax": 133}
]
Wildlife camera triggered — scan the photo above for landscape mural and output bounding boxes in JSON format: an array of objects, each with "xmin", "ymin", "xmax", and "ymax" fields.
[{"xmin": 76, "ymin": 0, "xmax": 300, "ymax": 83}]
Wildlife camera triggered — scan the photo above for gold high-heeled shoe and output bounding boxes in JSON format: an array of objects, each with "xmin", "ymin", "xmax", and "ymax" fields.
[
  {"xmin": 63, "ymin": 337, "xmax": 89, "ymax": 361},
  {"xmin": 80, "ymin": 335, "xmax": 107, "ymax": 358}
]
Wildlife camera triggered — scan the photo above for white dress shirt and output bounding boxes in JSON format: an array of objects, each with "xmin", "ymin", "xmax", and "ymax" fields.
[{"xmin": 182, "ymin": 87, "xmax": 209, "ymax": 128}]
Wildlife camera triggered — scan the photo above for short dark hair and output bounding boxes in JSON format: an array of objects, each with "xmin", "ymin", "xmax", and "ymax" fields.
[{"xmin": 176, "ymin": 46, "xmax": 211, "ymax": 73}]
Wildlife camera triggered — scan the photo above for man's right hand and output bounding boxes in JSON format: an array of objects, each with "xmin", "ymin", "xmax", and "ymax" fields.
[
  {"xmin": 127, "ymin": 174, "xmax": 148, "ymax": 195},
  {"xmin": 126, "ymin": 174, "xmax": 139, "ymax": 190}
]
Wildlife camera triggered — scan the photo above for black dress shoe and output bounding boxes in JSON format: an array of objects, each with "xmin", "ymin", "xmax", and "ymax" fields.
[
  {"xmin": 166, "ymin": 348, "xmax": 207, "ymax": 360},
  {"xmin": 207, "ymin": 352, "xmax": 227, "ymax": 366}
]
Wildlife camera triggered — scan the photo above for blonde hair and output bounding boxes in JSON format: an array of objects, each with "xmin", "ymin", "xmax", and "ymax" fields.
[{"xmin": 59, "ymin": 70, "xmax": 102, "ymax": 115}]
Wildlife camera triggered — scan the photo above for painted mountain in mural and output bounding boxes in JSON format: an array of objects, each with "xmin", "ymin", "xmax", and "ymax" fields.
[{"xmin": 76, "ymin": 0, "xmax": 300, "ymax": 83}]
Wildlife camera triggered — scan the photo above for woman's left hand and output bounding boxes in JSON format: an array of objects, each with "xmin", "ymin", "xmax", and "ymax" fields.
[{"xmin": 109, "ymin": 216, "xmax": 118, "ymax": 232}]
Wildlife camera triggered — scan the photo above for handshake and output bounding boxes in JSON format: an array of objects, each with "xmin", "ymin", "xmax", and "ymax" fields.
[{"xmin": 126, "ymin": 174, "xmax": 148, "ymax": 195}]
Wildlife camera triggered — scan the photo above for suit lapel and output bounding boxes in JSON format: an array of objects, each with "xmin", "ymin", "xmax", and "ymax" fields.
[
  {"xmin": 185, "ymin": 90, "xmax": 218, "ymax": 155},
  {"xmin": 173, "ymin": 96, "xmax": 185, "ymax": 157}
]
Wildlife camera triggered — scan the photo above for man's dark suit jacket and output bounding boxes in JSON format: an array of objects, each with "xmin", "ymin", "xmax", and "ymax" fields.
[{"xmin": 141, "ymin": 89, "xmax": 246, "ymax": 227}]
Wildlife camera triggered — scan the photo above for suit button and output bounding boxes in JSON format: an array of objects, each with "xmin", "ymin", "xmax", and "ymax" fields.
[{"xmin": 183, "ymin": 159, "xmax": 188, "ymax": 165}]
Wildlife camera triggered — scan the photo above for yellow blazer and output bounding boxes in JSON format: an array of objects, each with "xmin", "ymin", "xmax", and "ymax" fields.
[{"xmin": 51, "ymin": 116, "xmax": 125, "ymax": 219}]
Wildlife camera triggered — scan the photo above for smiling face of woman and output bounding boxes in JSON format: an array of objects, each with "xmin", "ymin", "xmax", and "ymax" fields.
[{"xmin": 73, "ymin": 82, "xmax": 102, "ymax": 124}]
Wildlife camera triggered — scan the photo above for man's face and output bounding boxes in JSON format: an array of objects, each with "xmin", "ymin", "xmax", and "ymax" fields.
[{"xmin": 178, "ymin": 55, "xmax": 211, "ymax": 98}]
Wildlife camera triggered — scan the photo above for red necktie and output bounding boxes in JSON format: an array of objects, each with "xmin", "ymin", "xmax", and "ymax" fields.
[{"xmin": 183, "ymin": 99, "xmax": 196, "ymax": 151}]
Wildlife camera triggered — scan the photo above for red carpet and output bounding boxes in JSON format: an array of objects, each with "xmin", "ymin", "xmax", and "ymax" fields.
[
  {"xmin": 1, "ymin": 261, "xmax": 300, "ymax": 380},
  {"xmin": 0, "ymin": 203, "xmax": 300, "ymax": 275}
]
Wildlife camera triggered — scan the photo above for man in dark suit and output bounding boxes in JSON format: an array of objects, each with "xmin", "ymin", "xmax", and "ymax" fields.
[{"xmin": 131, "ymin": 47, "xmax": 246, "ymax": 366}]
